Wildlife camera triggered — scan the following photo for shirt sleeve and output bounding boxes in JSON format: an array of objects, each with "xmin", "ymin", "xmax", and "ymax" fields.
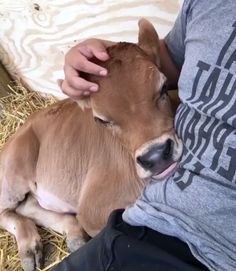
[{"xmin": 164, "ymin": 0, "xmax": 191, "ymax": 69}]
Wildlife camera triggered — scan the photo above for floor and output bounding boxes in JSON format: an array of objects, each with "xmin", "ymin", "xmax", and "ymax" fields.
[{"xmin": 0, "ymin": 62, "xmax": 11, "ymax": 98}]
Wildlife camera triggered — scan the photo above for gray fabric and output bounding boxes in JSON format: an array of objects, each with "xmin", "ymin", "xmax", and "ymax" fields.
[{"xmin": 123, "ymin": 1, "xmax": 236, "ymax": 270}]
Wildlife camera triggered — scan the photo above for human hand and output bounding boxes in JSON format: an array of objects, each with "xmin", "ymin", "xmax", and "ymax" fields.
[{"xmin": 59, "ymin": 38, "xmax": 113, "ymax": 99}]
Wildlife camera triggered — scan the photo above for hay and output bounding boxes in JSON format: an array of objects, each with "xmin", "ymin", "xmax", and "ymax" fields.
[
  {"xmin": 0, "ymin": 83, "xmax": 69, "ymax": 271},
  {"xmin": 0, "ymin": 84, "xmax": 56, "ymax": 149}
]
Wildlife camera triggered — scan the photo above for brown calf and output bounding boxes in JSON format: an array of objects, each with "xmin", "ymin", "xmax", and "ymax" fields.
[{"xmin": 0, "ymin": 19, "xmax": 182, "ymax": 271}]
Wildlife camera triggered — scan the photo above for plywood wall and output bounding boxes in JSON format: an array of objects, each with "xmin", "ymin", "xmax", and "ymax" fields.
[{"xmin": 0, "ymin": 0, "xmax": 183, "ymax": 98}]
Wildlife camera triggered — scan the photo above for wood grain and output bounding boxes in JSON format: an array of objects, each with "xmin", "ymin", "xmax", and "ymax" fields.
[{"xmin": 0, "ymin": 0, "xmax": 183, "ymax": 98}]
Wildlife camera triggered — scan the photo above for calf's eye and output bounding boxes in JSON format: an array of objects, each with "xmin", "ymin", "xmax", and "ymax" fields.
[{"xmin": 94, "ymin": 117, "xmax": 111, "ymax": 126}]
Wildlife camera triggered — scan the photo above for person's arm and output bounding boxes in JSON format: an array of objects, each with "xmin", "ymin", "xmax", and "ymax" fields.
[
  {"xmin": 160, "ymin": 0, "xmax": 190, "ymax": 91},
  {"xmin": 159, "ymin": 39, "xmax": 180, "ymax": 90}
]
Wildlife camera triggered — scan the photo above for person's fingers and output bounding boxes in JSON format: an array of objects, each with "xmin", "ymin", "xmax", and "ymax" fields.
[
  {"xmin": 61, "ymin": 39, "xmax": 111, "ymax": 98},
  {"xmin": 59, "ymin": 79, "xmax": 82, "ymax": 97},
  {"xmin": 59, "ymin": 78, "xmax": 97, "ymax": 99},
  {"xmin": 69, "ymin": 53, "xmax": 107, "ymax": 76},
  {"xmin": 65, "ymin": 40, "xmax": 109, "ymax": 76},
  {"xmin": 64, "ymin": 65, "xmax": 99, "ymax": 92},
  {"xmin": 80, "ymin": 42, "xmax": 110, "ymax": 62}
]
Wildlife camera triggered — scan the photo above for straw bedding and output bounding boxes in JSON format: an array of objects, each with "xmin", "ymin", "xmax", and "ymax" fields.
[{"xmin": 0, "ymin": 83, "xmax": 69, "ymax": 271}]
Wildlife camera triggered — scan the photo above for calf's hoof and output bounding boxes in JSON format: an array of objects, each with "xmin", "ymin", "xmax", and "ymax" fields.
[{"xmin": 20, "ymin": 241, "xmax": 43, "ymax": 271}]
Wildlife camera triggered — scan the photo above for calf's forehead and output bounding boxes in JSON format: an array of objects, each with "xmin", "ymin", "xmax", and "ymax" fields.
[{"xmin": 91, "ymin": 59, "xmax": 161, "ymax": 117}]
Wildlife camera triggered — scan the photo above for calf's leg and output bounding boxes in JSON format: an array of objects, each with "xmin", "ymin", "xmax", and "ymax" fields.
[
  {"xmin": 0, "ymin": 209, "xmax": 42, "ymax": 271},
  {"xmin": 16, "ymin": 195, "xmax": 88, "ymax": 252},
  {"xmin": 0, "ymin": 124, "xmax": 43, "ymax": 271}
]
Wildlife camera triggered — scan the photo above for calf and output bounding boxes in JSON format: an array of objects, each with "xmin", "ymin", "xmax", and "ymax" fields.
[{"xmin": 0, "ymin": 19, "xmax": 182, "ymax": 271}]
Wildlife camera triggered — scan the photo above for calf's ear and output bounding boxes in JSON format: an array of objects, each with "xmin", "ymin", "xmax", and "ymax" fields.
[
  {"xmin": 138, "ymin": 18, "xmax": 160, "ymax": 67},
  {"xmin": 76, "ymin": 98, "xmax": 91, "ymax": 110}
]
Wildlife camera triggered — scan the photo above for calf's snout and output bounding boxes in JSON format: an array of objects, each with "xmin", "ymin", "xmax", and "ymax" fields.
[{"xmin": 136, "ymin": 139, "xmax": 173, "ymax": 171}]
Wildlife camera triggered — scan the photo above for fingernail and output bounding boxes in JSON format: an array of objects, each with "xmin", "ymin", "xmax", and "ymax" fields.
[
  {"xmin": 90, "ymin": 85, "xmax": 98, "ymax": 91},
  {"xmin": 100, "ymin": 70, "xmax": 107, "ymax": 76},
  {"xmin": 84, "ymin": 91, "xmax": 90, "ymax": 96}
]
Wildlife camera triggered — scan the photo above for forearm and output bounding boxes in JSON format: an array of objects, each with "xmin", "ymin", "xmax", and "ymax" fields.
[{"xmin": 159, "ymin": 39, "xmax": 180, "ymax": 89}]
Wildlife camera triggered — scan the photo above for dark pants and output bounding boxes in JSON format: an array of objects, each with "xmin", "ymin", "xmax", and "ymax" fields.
[{"xmin": 53, "ymin": 210, "xmax": 208, "ymax": 271}]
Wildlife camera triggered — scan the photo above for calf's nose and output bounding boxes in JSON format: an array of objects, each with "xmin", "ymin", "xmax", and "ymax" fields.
[{"xmin": 137, "ymin": 139, "xmax": 173, "ymax": 171}]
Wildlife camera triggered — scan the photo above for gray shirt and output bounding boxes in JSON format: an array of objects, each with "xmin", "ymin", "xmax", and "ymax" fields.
[{"xmin": 123, "ymin": 1, "xmax": 236, "ymax": 270}]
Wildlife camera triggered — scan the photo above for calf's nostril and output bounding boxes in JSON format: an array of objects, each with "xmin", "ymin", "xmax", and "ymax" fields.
[
  {"xmin": 137, "ymin": 156, "xmax": 154, "ymax": 170},
  {"xmin": 137, "ymin": 139, "xmax": 174, "ymax": 171},
  {"xmin": 162, "ymin": 139, "xmax": 173, "ymax": 160}
]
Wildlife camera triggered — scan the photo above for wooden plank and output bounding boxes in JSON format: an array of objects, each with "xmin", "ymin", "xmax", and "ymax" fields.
[{"xmin": 0, "ymin": 0, "xmax": 183, "ymax": 98}]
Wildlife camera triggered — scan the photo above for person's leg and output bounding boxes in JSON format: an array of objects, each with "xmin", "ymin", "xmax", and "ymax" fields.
[
  {"xmin": 53, "ymin": 209, "xmax": 208, "ymax": 271},
  {"xmin": 51, "ymin": 228, "xmax": 113, "ymax": 271},
  {"xmin": 112, "ymin": 212, "xmax": 208, "ymax": 271}
]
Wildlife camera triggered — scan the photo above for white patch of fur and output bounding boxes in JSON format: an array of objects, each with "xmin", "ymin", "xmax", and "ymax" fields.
[
  {"xmin": 157, "ymin": 72, "xmax": 166, "ymax": 92},
  {"xmin": 173, "ymin": 134, "xmax": 183, "ymax": 161},
  {"xmin": 110, "ymin": 125, "xmax": 121, "ymax": 136},
  {"xmin": 76, "ymin": 99, "xmax": 91, "ymax": 111}
]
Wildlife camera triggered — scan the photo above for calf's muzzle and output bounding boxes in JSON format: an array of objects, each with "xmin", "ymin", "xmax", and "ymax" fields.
[{"xmin": 136, "ymin": 139, "xmax": 174, "ymax": 174}]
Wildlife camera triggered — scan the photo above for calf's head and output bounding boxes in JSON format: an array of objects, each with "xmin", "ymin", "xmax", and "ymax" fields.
[{"xmin": 80, "ymin": 19, "xmax": 183, "ymax": 180}]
